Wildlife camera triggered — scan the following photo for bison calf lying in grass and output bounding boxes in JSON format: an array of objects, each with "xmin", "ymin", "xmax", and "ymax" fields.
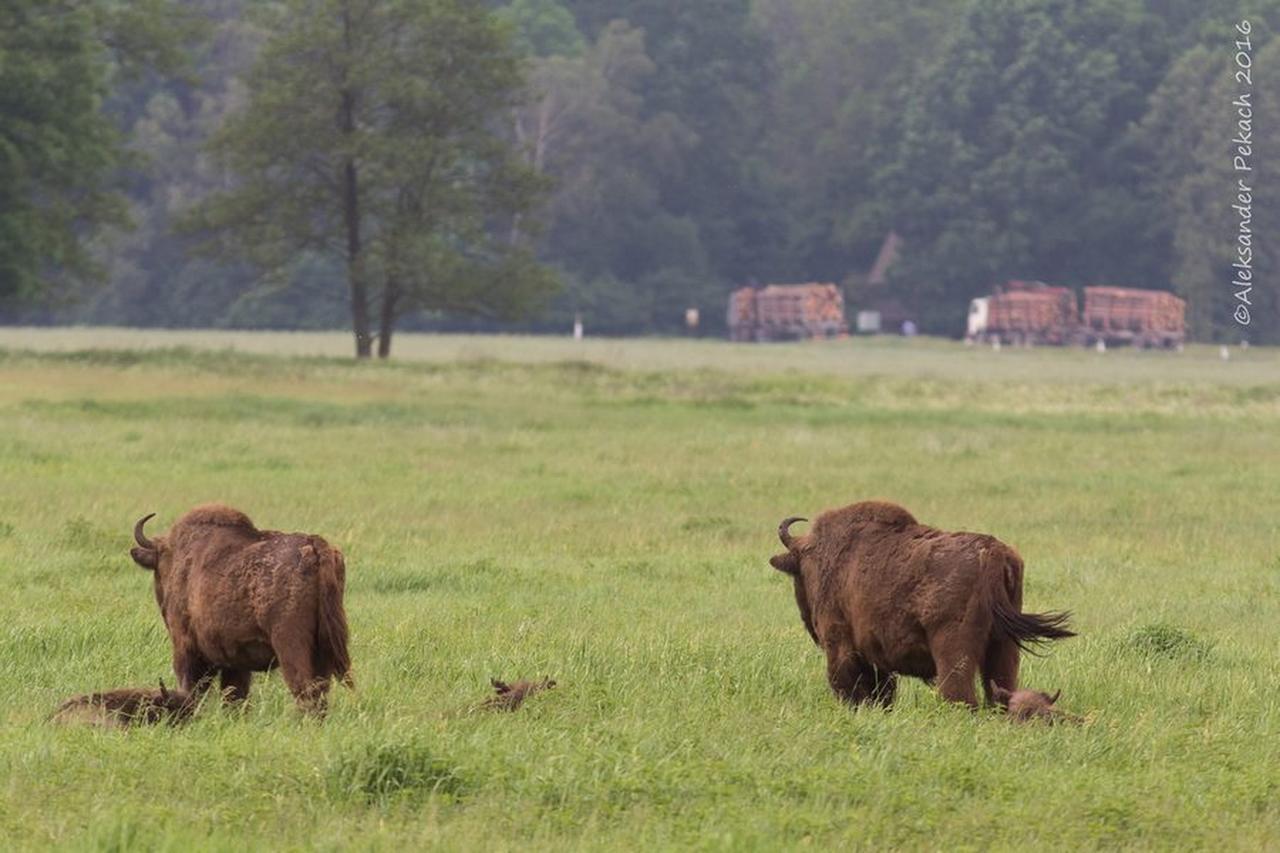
[
  {"xmin": 990, "ymin": 683, "xmax": 1083, "ymax": 724},
  {"xmin": 770, "ymin": 501, "xmax": 1075, "ymax": 709},
  {"xmin": 130, "ymin": 504, "xmax": 352, "ymax": 716},
  {"xmin": 51, "ymin": 681, "xmax": 196, "ymax": 729},
  {"xmin": 481, "ymin": 678, "xmax": 556, "ymax": 712}
]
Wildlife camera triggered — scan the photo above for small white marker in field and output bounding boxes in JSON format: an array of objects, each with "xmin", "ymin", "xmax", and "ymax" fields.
[
  {"xmin": 1095, "ymin": 340, "xmax": 1106, "ymax": 353},
  {"xmin": 573, "ymin": 313, "xmax": 584, "ymax": 341},
  {"xmin": 1220, "ymin": 345, "xmax": 1230, "ymax": 361},
  {"xmin": 992, "ymin": 339, "xmax": 1001, "ymax": 352}
]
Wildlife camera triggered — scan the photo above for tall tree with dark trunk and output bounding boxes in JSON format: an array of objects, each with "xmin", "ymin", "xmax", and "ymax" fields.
[{"xmin": 190, "ymin": 0, "xmax": 555, "ymax": 357}]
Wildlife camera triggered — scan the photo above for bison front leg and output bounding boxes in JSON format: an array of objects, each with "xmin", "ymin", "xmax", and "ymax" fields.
[
  {"xmin": 868, "ymin": 668, "xmax": 897, "ymax": 708},
  {"xmin": 219, "ymin": 669, "xmax": 253, "ymax": 705},
  {"xmin": 173, "ymin": 648, "xmax": 215, "ymax": 701},
  {"xmin": 826, "ymin": 645, "xmax": 895, "ymax": 708}
]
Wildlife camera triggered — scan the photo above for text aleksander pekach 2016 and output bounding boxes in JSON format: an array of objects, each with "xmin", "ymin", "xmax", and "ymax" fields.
[{"xmin": 1231, "ymin": 21, "xmax": 1255, "ymax": 328}]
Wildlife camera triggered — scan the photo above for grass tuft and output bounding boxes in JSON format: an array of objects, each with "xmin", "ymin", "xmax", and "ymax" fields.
[
  {"xmin": 1125, "ymin": 622, "xmax": 1215, "ymax": 661},
  {"xmin": 330, "ymin": 737, "xmax": 469, "ymax": 805}
]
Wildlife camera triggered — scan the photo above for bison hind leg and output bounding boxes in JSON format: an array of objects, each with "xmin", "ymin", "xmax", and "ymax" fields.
[
  {"xmin": 928, "ymin": 630, "xmax": 981, "ymax": 708},
  {"xmin": 312, "ymin": 646, "xmax": 353, "ymax": 690},
  {"xmin": 272, "ymin": 631, "xmax": 329, "ymax": 717},
  {"xmin": 981, "ymin": 637, "xmax": 1020, "ymax": 707}
]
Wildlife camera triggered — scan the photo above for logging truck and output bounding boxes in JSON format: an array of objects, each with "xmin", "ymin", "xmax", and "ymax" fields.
[
  {"xmin": 727, "ymin": 283, "xmax": 847, "ymax": 342},
  {"xmin": 967, "ymin": 281, "xmax": 1186, "ymax": 348}
]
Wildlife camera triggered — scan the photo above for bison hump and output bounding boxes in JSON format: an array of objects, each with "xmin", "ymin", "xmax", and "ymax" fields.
[
  {"xmin": 176, "ymin": 503, "xmax": 259, "ymax": 533},
  {"xmin": 845, "ymin": 501, "xmax": 917, "ymax": 527},
  {"xmin": 814, "ymin": 501, "xmax": 918, "ymax": 541}
]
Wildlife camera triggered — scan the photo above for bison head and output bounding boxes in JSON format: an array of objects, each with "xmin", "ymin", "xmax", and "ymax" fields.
[
  {"xmin": 130, "ymin": 513, "xmax": 163, "ymax": 570},
  {"xmin": 130, "ymin": 513, "xmax": 174, "ymax": 611},
  {"xmin": 771, "ymin": 516, "xmax": 819, "ymax": 646}
]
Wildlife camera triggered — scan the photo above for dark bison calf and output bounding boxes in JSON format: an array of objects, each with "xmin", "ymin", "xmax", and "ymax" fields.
[
  {"xmin": 52, "ymin": 681, "xmax": 196, "ymax": 729},
  {"xmin": 770, "ymin": 501, "xmax": 1074, "ymax": 708},
  {"xmin": 130, "ymin": 504, "xmax": 352, "ymax": 715},
  {"xmin": 481, "ymin": 678, "xmax": 556, "ymax": 712}
]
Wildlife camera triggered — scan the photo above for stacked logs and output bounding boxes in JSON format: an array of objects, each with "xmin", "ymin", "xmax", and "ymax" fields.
[{"xmin": 727, "ymin": 283, "xmax": 847, "ymax": 342}]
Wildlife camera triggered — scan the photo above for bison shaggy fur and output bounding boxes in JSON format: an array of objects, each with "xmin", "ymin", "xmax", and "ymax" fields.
[
  {"xmin": 130, "ymin": 504, "xmax": 352, "ymax": 715},
  {"xmin": 770, "ymin": 501, "xmax": 1074, "ymax": 708}
]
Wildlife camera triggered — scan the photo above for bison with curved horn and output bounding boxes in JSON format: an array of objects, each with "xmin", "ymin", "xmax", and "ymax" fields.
[
  {"xmin": 770, "ymin": 501, "xmax": 1074, "ymax": 708},
  {"xmin": 130, "ymin": 504, "xmax": 352, "ymax": 715}
]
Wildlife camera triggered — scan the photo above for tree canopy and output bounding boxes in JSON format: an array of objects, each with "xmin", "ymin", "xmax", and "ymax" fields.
[
  {"xmin": 0, "ymin": 0, "xmax": 194, "ymax": 306},
  {"xmin": 6, "ymin": 0, "xmax": 1277, "ymax": 343},
  {"xmin": 188, "ymin": 0, "xmax": 555, "ymax": 357}
]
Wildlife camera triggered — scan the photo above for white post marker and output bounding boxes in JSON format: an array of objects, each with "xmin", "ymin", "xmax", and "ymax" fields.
[
  {"xmin": 1095, "ymin": 339, "xmax": 1106, "ymax": 353},
  {"xmin": 685, "ymin": 307, "xmax": 700, "ymax": 331},
  {"xmin": 573, "ymin": 313, "xmax": 584, "ymax": 341}
]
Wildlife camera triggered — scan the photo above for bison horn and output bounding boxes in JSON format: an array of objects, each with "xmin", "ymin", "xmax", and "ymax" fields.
[
  {"xmin": 778, "ymin": 516, "xmax": 808, "ymax": 549},
  {"xmin": 1050, "ymin": 689, "xmax": 1062, "ymax": 705},
  {"xmin": 134, "ymin": 513, "xmax": 157, "ymax": 550}
]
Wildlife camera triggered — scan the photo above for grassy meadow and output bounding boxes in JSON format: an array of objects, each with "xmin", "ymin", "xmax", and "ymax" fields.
[{"xmin": 0, "ymin": 329, "xmax": 1277, "ymax": 850}]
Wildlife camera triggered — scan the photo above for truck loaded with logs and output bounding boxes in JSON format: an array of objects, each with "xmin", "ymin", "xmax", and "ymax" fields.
[
  {"xmin": 967, "ymin": 281, "xmax": 1187, "ymax": 348},
  {"xmin": 727, "ymin": 283, "xmax": 847, "ymax": 342}
]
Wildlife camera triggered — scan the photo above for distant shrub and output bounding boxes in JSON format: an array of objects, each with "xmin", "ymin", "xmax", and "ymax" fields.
[
  {"xmin": 60, "ymin": 516, "xmax": 116, "ymax": 553},
  {"xmin": 368, "ymin": 572, "xmax": 444, "ymax": 595},
  {"xmin": 90, "ymin": 818, "xmax": 156, "ymax": 853},
  {"xmin": 679, "ymin": 515, "xmax": 734, "ymax": 534},
  {"xmin": 550, "ymin": 358, "xmax": 614, "ymax": 376},
  {"xmin": 330, "ymin": 738, "xmax": 468, "ymax": 805},
  {"xmin": 1126, "ymin": 622, "xmax": 1214, "ymax": 661}
]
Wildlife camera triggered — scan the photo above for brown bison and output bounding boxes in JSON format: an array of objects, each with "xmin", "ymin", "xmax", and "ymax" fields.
[
  {"xmin": 989, "ymin": 682, "xmax": 1082, "ymax": 724},
  {"xmin": 51, "ymin": 681, "xmax": 196, "ymax": 729},
  {"xmin": 480, "ymin": 677, "xmax": 557, "ymax": 712},
  {"xmin": 130, "ymin": 504, "xmax": 352, "ymax": 715},
  {"xmin": 770, "ymin": 501, "xmax": 1074, "ymax": 708}
]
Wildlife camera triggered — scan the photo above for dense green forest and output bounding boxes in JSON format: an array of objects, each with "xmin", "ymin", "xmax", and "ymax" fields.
[{"xmin": 3, "ymin": 0, "xmax": 1277, "ymax": 342}]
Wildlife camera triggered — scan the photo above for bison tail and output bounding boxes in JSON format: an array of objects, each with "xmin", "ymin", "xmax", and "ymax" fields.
[
  {"xmin": 985, "ymin": 544, "xmax": 1075, "ymax": 656},
  {"xmin": 316, "ymin": 541, "xmax": 354, "ymax": 688},
  {"xmin": 990, "ymin": 599, "xmax": 1075, "ymax": 656}
]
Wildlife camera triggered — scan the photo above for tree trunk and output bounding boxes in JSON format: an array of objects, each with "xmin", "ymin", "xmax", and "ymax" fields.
[
  {"xmin": 343, "ymin": 156, "xmax": 371, "ymax": 358},
  {"xmin": 377, "ymin": 276, "xmax": 398, "ymax": 359},
  {"xmin": 340, "ymin": 7, "xmax": 371, "ymax": 358}
]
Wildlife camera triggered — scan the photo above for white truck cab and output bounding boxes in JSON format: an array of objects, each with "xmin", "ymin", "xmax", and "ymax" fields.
[{"xmin": 967, "ymin": 297, "xmax": 989, "ymax": 339}]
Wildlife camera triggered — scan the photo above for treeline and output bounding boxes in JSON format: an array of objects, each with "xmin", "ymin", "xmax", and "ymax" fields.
[{"xmin": 4, "ymin": 0, "xmax": 1277, "ymax": 343}]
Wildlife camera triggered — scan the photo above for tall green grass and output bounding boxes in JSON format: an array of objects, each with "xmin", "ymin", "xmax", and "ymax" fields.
[{"xmin": 0, "ymin": 336, "xmax": 1275, "ymax": 850}]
